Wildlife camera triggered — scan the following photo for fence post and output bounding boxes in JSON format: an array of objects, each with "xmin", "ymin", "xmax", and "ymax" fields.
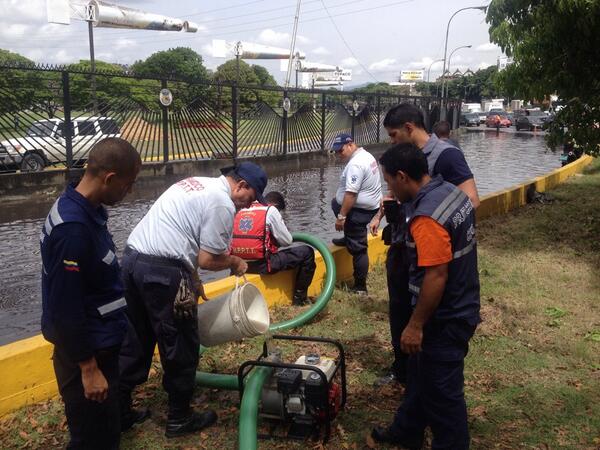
[
  {"xmin": 232, "ymin": 83, "xmax": 238, "ymax": 160},
  {"xmin": 161, "ymin": 79, "xmax": 169, "ymax": 163},
  {"xmin": 320, "ymin": 92, "xmax": 326, "ymax": 151},
  {"xmin": 61, "ymin": 71, "xmax": 73, "ymax": 169},
  {"xmin": 376, "ymin": 94, "xmax": 381, "ymax": 143},
  {"xmin": 282, "ymin": 90, "xmax": 288, "ymax": 155}
]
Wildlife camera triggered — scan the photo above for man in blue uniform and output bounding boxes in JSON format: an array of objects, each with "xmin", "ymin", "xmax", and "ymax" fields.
[
  {"xmin": 372, "ymin": 143, "xmax": 480, "ymax": 450},
  {"xmin": 370, "ymin": 104, "xmax": 480, "ymax": 386},
  {"xmin": 41, "ymin": 138, "xmax": 141, "ymax": 449}
]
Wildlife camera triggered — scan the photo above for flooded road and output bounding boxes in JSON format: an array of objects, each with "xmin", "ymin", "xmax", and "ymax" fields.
[{"xmin": 0, "ymin": 129, "xmax": 561, "ymax": 345}]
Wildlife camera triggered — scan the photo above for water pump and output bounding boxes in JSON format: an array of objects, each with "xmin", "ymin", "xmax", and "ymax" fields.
[{"xmin": 237, "ymin": 335, "xmax": 346, "ymax": 443}]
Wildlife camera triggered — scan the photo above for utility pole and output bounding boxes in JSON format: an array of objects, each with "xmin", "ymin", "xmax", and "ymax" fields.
[
  {"xmin": 85, "ymin": 4, "xmax": 98, "ymax": 113},
  {"xmin": 284, "ymin": 0, "xmax": 302, "ymax": 88}
]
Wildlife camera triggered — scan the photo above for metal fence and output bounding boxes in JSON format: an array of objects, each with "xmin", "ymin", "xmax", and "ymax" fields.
[{"xmin": 0, "ymin": 64, "xmax": 461, "ymax": 174}]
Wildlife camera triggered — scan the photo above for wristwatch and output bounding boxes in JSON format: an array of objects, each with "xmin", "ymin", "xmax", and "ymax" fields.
[{"xmin": 337, "ymin": 213, "xmax": 346, "ymax": 220}]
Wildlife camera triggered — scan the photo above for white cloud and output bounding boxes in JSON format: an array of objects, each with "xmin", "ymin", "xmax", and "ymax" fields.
[
  {"xmin": 115, "ymin": 38, "xmax": 138, "ymax": 50},
  {"xmin": 6, "ymin": 0, "xmax": 46, "ymax": 22},
  {"xmin": 476, "ymin": 43, "xmax": 500, "ymax": 52},
  {"xmin": 257, "ymin": 28, "xmax": 310, "ymax": 47},
  {"xmin": 0, "ymin": 23, "xmax": 29, "ymax": 40},
  {"xmin": 341, "ymin": 57, "xmax": 359, "ymax": 67},
  {"xmin": 312, "ymin": 46, "xmax": 330, "ymax": 56},
  {"xmin": 53, "ymin": 49, "xmax": 73, "ymax": 64},
  {"xmin": 368, "ymin": 58, "xmax": 398, "ymax": 72},
  {"xmin": 478, "ymin": 61, "xmax": 495, "ymax": 70}
]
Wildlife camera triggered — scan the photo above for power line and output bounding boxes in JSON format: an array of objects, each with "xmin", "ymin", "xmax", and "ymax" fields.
[{"xmin": 6, "ymin": 0, "xmax": 417, "ymax": 51}]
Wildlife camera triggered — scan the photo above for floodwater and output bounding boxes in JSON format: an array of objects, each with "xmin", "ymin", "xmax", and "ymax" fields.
[{"xmin": 0, "ymin": 129, "xmax": 561, "ymax": 345}]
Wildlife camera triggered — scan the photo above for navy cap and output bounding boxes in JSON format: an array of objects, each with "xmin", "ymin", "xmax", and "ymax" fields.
[
  {"xmin": 331, "ymin": 133, "xmax": 353, "ymax": 152},
  {"xmin": 221, "ymin": 162, "xmax": 267, "ymax": 203}
]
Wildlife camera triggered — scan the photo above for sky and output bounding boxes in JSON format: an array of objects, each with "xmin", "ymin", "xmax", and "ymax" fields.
[{"xmin": 0, "ymin": 0, "xmax": 505, "ymax": 86}]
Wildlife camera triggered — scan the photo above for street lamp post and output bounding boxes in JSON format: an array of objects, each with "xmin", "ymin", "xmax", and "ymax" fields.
[
  {"xmin": 444, "ymin": 44, "xmax": 472, "ymax": 99},
  {"xmin": 440, "ymin": 5, "xmax": 487, "ymax": 115},
  {"xmin": 427, "ymin": 58, "xmax": 444, "ymax": 83}
]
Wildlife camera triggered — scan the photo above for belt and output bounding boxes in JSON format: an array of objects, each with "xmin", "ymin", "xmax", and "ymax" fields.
[{"xmin": 124, "ymin": 246, "xmax": 188, "ymax": 271}]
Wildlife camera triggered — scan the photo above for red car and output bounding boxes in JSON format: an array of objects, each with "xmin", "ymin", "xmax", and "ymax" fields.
[{"xmin": 486, "ymin": 114, "xmax": 512, "ymax": 128}]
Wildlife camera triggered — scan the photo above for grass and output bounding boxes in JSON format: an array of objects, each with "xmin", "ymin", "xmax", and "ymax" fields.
[{"xmin": 1, "ymin": 160, "xmax": 600, "ymax": 449}]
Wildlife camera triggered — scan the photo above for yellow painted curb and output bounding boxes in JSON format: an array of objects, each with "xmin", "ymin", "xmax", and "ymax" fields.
[{"xmin": 0, "ymin": 155, "xmax": 593, "ymax": 417}]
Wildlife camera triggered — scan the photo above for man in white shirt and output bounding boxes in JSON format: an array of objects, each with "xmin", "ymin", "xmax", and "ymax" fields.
[
  {"xmin": 331, "ymin": 133, "xmax": 382, "ymax": 294},
  {"xmin": 118, "ymin": 162, "xmax": 267, "ymax": 439},
  {"xmin": 230, "ymin": 191, "xmax": 316, "ymax": 305}
]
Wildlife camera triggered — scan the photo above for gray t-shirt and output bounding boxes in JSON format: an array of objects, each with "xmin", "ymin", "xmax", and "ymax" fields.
[
  {"xmin": 335, "ymin": 147, "xmax": 382, "ymax": 210},
  {"xmin": 127, "ymin": 176, "xmax": 235, "ymax": 271}
]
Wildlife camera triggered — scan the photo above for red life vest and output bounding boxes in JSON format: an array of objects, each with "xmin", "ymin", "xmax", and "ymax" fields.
[{"xmin": 230, "ymin": 202, "xmax": 279, "ymax": 263}]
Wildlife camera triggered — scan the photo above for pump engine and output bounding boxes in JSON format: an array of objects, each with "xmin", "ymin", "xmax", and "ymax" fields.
[{"xmin": 238, "ymin": 335, "xmax": 346, "ymax": 443}]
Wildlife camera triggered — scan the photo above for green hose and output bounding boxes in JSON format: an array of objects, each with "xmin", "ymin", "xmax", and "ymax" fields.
[
  {"xmin": 195, "ymin": 233, "xmax": 337, "ymax": 450},
  {"xmin": 238, "ymin": 367, "xmax": 272, "ymax": 450},
  {"xmin": 268, "ymin": 232, "xmax": 337, "ymax": 332}
]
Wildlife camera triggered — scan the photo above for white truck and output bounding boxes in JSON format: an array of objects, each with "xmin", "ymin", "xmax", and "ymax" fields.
[{"xmin": 0, "ymin": 116, "xmax": 120, "ymax": 172}]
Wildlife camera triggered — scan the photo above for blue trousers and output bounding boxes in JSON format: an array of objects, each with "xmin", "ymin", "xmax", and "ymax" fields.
[{"xmin": 390, "ymin": 319, "xmax": 477, "ymax": 450}]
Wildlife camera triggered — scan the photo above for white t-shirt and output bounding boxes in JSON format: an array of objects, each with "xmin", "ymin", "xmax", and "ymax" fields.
[
  {"xmin": 266, "ymin": 207, "xmax": 293, "ymax": 247},
  {"xmin": 127, "ymin": 176, "xmax": 236, "ymax": 272},
  {"xmin": 335, "ymin": 147, "xmax": 382, "ymax": 210}
]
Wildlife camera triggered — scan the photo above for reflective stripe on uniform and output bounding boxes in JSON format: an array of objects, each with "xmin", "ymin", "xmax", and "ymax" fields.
[
  {"xmin": 408, "ymin": 283, "xmax": 421, "ymax": 294},
  {"xmin": 406, "ymin": 241, "xmax": 416, "ymax": 248},
  {"xmin": 97, "ymin": 297, "xmax": 126, "ymax": 316},
  {"xmin": 453, "ymin": 240, "xmax": 476, "ymax": 259},
  {"xmin": 102, "ymin": 249, "xmax": 116, "ymax": 265}
]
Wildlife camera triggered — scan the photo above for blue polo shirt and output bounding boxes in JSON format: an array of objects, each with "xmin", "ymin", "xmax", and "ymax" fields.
[{"xmin": 41, "ymin": 184, "xmax": 127, "ymax": 362}]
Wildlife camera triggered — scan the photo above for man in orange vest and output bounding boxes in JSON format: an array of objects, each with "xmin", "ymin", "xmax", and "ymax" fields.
[{"xmin": 231, "ymin": 191, "xmax": 316, "ymax": 305}]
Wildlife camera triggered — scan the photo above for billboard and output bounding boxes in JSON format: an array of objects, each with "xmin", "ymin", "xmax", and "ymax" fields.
[{"xmin": 400, "ymin": 70, "xmax": 424, "ymax": 82}]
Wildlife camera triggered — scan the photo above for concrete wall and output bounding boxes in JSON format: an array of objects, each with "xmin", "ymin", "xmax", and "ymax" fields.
[{"xmin": 0, "ymin": 154, "xmax": 593, "ymax": 417}]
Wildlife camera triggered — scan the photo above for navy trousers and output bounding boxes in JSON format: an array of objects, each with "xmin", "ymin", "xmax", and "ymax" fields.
[
  {"xmin": 386, "ymin": 244, "xmax": 412, "ymax": 381},
  {"xmin": 331, "ymin": 199, "xmax": 378, "ymax": 283},
  {"xmin": 247, "ymin": 245, "xmax": 316, "ymax": 293},
  {"xmin": 53, "ymin": 345, "xmax": 121, "ymax": 450},
  {"xmin": 390, "ymin": 319, "xmax": 477, "ymax": 450},
  {"xmin": 118, "ymin": 248, "xmax": 199, "ymax": 416}
]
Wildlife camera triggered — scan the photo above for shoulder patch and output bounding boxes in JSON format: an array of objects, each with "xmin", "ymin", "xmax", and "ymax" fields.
[{"xmin": 63, "ymin": 260, "xmax": 80, "ymax": 272}]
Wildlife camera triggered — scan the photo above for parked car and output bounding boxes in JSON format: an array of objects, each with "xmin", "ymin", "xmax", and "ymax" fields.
[
  {"xmin": 478, "ymin": 112, "xmax": 487, "ymax": 123},
  {"xmin": 486, "ymin": 114, "xmax": 512, "ymax": 128},
  {"xmin": 515, "ymin": 110, "xmax": 546, "ymax": 131},
  {"xmin": 488, "ymin": 108, "xmax": 505, "ymax": 115},
  {"xmin": 460, "ymin": 113, "xmax": 480, "ymax": 127},
  {"xmin": 0, "ymin": 116, "xmax": 120, "ymax": 172}
]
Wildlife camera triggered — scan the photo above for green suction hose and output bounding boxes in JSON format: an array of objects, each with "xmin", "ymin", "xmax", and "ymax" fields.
[{"xmin": 195, "ymin": 233, "xmax": 337, "ymax": 449}]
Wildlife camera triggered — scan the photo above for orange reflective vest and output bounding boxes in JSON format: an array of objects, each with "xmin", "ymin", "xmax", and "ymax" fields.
[{"xmin": 230, "ymin": 203, "xmax": 279, "ymax": 264}]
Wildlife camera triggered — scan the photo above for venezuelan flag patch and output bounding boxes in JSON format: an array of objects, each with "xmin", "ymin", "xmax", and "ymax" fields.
[{"xmin": 63, "ymin": 260, "xmax": 80, "ymax": 272}]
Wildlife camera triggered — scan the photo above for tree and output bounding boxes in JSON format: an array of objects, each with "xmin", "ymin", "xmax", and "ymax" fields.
[
  {"xmin": 487, "ymin": 0, "xmax": 600, "ymax": 155},
  {"xmin": 132, "ymin": 48, "xmax": 210, "ymax": 110},
  {"xmin": 415, "ymin": 66, "xmax": 502, "ymax": 102},
  {"xmin": 251, "ymin": 64, "xmax": 278, "ymax": 86},
  {"xmin": 131, "ymin": 47, "xmax": 209, "ymax": 82},
  {"xmin": 212, "ymin": 60, "xmax": 280, "ymax": 110}
]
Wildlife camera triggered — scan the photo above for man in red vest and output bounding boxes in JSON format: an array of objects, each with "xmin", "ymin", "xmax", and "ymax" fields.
[{"xmin": 231, "ymin": 191, "xmax": 316, "ymax": 305}]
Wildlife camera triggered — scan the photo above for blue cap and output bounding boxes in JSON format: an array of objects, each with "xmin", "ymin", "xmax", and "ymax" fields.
[
  {"xmin": 221, "ymin": 162, "xmax": 267, "ymax": 203},
  {"xmin": 331, "ymin": 133, "xmax": 353, "ymax": 152}
]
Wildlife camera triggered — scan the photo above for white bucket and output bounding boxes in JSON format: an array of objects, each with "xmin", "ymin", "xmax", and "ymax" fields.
[{"xmin": 197, "ymin": 279, "xmax": 270, "ymax": 347}]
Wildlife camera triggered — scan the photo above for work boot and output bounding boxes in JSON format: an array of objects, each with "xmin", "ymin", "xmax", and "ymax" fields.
[
  {"xmin": 165, "ymin": 409, "xmax": 218, "ymax": 438},
  {"xmin": 349, "ymin": 278, "xmax": 367, "ymax": 295},
  {"xmin": 332, "ymin": 237, "xmax": 347, "ymax": 247},
  {"xmin": 371, "ymin": 426, "xmax": 424, "ymax": 449},
  {"xmin": 121, "ymin": 407, "xmax": 151, "ymax": 432},
  {"xmin": 292, "ymin": 289, "xmax": 311, "ymax": 306}
]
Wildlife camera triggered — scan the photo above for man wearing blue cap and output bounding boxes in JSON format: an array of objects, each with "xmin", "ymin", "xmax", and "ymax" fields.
[
  {"xmin": 331, "ymin": 133, "xmax": 382, "ymax": 294},
  {"xmin": 118, "ymin": 162, "xmax": 267, "ymax": 438}
]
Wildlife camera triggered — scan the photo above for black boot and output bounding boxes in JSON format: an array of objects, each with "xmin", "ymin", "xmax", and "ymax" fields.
[
  {"xmin": 371, "ymin": 426, "xmax": 423, "ymax": 449},
  {"xmin": 350, "ymin": 278, "xmax": 368, "ymax": 295},
  {"xmin": 165, "ymin": 409, "xmax": 218, "ymax": 438},
  {"xmin": 121, "ymin": 407, "xmax": 151, "ymax": 432},
  {"xmin": 292, "ymin": 289, "xmax": 310, "ymax": 306}
]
